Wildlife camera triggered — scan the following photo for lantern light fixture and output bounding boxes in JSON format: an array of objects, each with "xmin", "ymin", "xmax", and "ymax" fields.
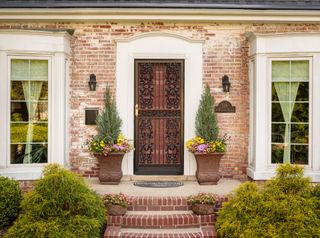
[
  {"xmin": 222, "ymin": 75, "xmax": 231, "ymax": 93},
  {"xmin": 88, "ymin": 73, "xmax": 97, "ymax": 91}
]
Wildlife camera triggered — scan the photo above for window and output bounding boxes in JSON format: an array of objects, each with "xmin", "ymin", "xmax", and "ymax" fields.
[
  {"xmin": 0, "ymin": 30, "xmax": 70, "ymax": 180},
  {"xmin": 10, "ymin": 59, "xmax": 49, "ymax": 164},
  {"xmin": 271, "ymin": 60, "xmax": 309, "ymax": 165},
  {"xmin": 247, "ymin": 33, "xmax": 320, "ymax": 182}
]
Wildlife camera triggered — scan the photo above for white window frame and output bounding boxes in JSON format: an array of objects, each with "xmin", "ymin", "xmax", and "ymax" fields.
[
  {"xmin": 247, "ymin": 32, "xmax": 320, "ymax": 182},
  {"xmin": 268, "ymin": 57, "xmax": 312, "ymax": 168},
  {"xmin": 0, "ymin": 30, "xmax": 70, "ymax": 180},
  {"xmin": 8, "ymin": 55, "xmax": 52, "ymax": 168}
]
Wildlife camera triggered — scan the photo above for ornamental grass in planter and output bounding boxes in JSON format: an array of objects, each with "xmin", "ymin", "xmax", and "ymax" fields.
[
  {"xmin": 187, "ymin": 193, "xmax": 217, "ymax": 215},
  {"xmin": 186, "ymin": 85, "xmax": 228, "ymax": 185},
  {"xmin": 103, "ymin": 193, "xmax": 131, "ymax": 216},
  {"xmin": 88, "ymin": 86, "xmax": 133, "ymax": 184}
]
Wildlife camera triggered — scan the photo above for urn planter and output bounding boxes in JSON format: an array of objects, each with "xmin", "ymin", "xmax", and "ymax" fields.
[
  {"xmin": 192, "ymin": 204, "xmax": 215, "ymax": 215},
  {"xmin": 95, "ymin": 153, "xmax": 125, "ymax": 185},
  {"xmin": 194, "ymin": 152, "xmax": 224, "ymax": 185},
  {"xmin": 108, "ymin": 204, "xmax": 127, "ymax": 216}
]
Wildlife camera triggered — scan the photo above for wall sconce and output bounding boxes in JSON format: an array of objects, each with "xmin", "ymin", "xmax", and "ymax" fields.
[
  {"xmin": 88, "ymin": 73, "xmax": 97, "ymax": 91},
  {"xmin": 222, "ymin": 75, "xmax": 231, "ymax": 93}
]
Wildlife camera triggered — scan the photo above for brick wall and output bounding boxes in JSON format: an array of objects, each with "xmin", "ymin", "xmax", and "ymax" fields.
[{"xmin": 2, "ymin": 21, "xmax": 320, "ymax": 180}]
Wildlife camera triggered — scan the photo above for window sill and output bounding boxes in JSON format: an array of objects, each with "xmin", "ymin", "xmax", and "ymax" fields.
[
  {"xmin": 0, "ymin": 166, "xmax": 44, "ymax": 180},
  {"xmin": 247, "ymin": 166, "xmax": 320, "ymax": 182}
]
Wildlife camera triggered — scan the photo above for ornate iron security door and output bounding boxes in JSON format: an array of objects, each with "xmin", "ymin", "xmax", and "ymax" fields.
[{"xmin": 134, "ymin": 60, "xmax": 184, "ymax": 175}]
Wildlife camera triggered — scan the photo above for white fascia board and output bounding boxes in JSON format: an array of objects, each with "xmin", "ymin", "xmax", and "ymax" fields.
[{"xmin": 0, "ymin": 8, "xmax": 320, "ymax": 23}]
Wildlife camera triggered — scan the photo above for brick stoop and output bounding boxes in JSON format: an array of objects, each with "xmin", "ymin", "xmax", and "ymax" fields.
[{"xmin": 104, "ymin": 196, "xmax": 227, "ymax": 238}]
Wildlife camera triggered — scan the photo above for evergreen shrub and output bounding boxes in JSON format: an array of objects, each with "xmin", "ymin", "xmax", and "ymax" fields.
[
  {"xmin": 0, "ymin": 176, "xmax": 22, "ymax": 228},
  {"xmin": 5, "ymin": 164, "xmax": 105, "ymax": 238},
  {"xmin": 216, "ymin": 164, "xmax": 320, "ymax": 238}
]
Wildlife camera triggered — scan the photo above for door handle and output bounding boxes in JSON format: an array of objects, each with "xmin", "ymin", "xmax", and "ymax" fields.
[{"xmin": 135, "ymin": 104, "xmax": 139, "ymax": 117}]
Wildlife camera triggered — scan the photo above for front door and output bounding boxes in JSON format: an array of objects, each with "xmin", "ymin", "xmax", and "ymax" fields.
[{"xmin": 134, "ymin": 59, "xmax": 184, "ymax": 175}]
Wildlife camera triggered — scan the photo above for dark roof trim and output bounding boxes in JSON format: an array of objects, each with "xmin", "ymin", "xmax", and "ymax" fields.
[{"xmin": 0, "ymin": 1, "xmax": 320, "ymax": 11}]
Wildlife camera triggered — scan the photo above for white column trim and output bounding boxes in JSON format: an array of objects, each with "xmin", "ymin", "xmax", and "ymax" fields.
[{"xmin": 116, "ymin": 33, "xmax": 203, "ymax": 176}]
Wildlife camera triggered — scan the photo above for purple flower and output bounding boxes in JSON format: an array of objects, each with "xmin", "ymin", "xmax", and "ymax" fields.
[
  {"xmin": 197, "ymin": 144, "xmax": 208, "ymax": 153},
  {"xmin": 113, "ymin": 144, "xmax": 125, "ymax": 151}
]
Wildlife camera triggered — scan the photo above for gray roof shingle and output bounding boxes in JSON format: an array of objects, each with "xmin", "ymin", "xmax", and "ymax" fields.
[{"xmin": 0, "ymin": 0, "xmax": 320, "ymax": 10}]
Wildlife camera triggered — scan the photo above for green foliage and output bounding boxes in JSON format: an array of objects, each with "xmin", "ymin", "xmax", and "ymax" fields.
[
  {"xmin": 95, "ymin": 87, "xmax": 122, "ymax": 144},
  {"xmin": 0, "ymin": 177, "xmax": 22, "ymax": 228},
  {"xmin": 195, "ymin": 85, "xmax": 219, "ymax": 142},
  {"xmin": 216, "ymin": 164, "xmax": 320, "ymax": 238},
  {"xmin": 312, "ymin": 184, "xmax": 320, "ymax": 219},
  {"xmin": 5, "ymin": 164, "xmax": 105, "ymax": 238}
]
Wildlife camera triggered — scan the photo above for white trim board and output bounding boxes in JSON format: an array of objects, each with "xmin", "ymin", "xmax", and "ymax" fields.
[
  {"xmin": 1, "ymin": 8, "xmax": 320, "ymax": 23},
  {"xmin": 116, "ymin": 33, "xmax": 203, "ymax": 176}
]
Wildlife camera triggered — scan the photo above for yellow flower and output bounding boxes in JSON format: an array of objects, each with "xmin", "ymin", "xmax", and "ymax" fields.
[
  {"xmin": 196, "ymin": 137, "xmax": 205, "ymax": 144},
  {"xmin": 117, "ymin": 133, "xmax": 125, "ymax": 144}
]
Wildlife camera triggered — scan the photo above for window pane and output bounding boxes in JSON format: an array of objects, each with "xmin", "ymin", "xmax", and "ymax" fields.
[
  {"xmin": 296, "ymin": 82, "xmax": 309, "ymax": 101},
  {"xmin": 11, "ymin": 102, "xmax": 28, "ymax": 121},
  {"xmin": 291, "ymin": 103, "xmax": 309, "ymax": 122},
  {"xmin": 291, "ymin": 61, "xmax": 309, "ymax": 82},
  {"xmin": 272, "ymin": 103, "xmax": 285, "ymax": 122},
  {"xmin": 31, "ymin": 103, "xmax": 48, "ymax": 121},
  {"xmin": 10, "ymin": 123, "xmax": 48, "ymax": 143},
  {"xmin": 291, "ymin": 145, "xmax": 308, "ymax": 165},
  {"xmin": 11, "ymin": 59, "xmax": 29, "ymax": 80},
  {"xmin": 11, "ymin": 143, "xmax": 47, "ymax": 164},
  {"xmin": 39, "ymin": 81, "xmax": 48, "ymax": 100},
  {"xmin": 272, "ymin": 124, "xmax": 286, "ymax": 143},
  {"xmin": 11, "ymin": 81, "xmax": 25, "ymax": 100},
  {"xmin": 272, "ymin": 61, "xmax": 290, "ymax": 82},
  {"xmin": 30, "ymin": 60, "xmax": 48, "ymax": 80},
  {"xmin": 10, "ymin": 59, "xmax": 49, "ymax": 164},
  {"xmin": 271, "ymin": 60, "xmax": 309, "ymax": 165},
  {"xmin": 272, "ymin": 144, "xmax": 284, "ymax": 163},
  {"xmin": 291, "ymin": 124, "xmax": 308, "ymax": 144}
]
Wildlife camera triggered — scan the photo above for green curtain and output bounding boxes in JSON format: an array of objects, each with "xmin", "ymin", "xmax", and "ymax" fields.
[
  {"xmin": 274, "ymin": 82, "xmax": 299, "ymax": 163},
  {"xmin": 22, "ymin": 81, "xmax": 43, "ymax": 163}
]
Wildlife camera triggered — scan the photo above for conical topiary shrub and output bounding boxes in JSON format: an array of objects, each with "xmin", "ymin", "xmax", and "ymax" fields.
[
  {"xmin": 186, "ymin": 84, "xmax": 227, "ymax": 184},
  {"xmin": 195, "ymin": 84, "xmax": 219, "ymax": 142},
  {"xmin": 96, "ymin": 86, "xmax": 122, "ymax": 144}
]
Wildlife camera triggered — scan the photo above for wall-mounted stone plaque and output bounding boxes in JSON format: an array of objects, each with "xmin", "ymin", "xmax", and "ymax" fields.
[{"xmin": 214, "ymin": 100, "xmax": 236, "ymax": 113}]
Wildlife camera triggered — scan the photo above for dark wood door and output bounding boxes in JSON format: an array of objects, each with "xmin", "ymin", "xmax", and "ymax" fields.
[{"xmin": 134, "ymin": 59, "xmax": 184, "ymax": 175}]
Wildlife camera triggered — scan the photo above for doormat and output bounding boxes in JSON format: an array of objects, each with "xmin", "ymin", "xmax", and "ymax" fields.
[{"xmin": 134, "ymin": 181, "xmax": 184, "ymax": 188}]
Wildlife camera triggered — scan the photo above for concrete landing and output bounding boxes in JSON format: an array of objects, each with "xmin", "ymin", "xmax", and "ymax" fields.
[{"xmin": 86, "ymin": 177, "xmax": 241, "ymax": 196}]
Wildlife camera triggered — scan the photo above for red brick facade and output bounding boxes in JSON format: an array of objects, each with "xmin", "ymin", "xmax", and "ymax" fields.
[{"xmin": 2, "ymin": 21, "xmax": 319, "ymax": 180}]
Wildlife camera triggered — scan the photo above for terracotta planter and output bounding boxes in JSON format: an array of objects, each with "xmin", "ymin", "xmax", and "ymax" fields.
[
  {"xmin": 108, "ymin": 204, "xmax": 127, "ymax": 216},
  {"xmin": 192, "ymin": 204, "xmax": 215, "ymax": 215},
  {"xmin": 194, "ymin": 152, "xmax": 224, "ymax": 185},
  {"xmin": 95, "ymin": 153, "xmax": 125, "ymax": 185}
]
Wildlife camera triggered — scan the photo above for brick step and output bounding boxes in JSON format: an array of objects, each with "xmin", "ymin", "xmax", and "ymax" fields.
[
  {"xmin": 128, "ymin": 196, "xmax": 189, "ymax": 211},
  {"xmin": 104, "ymin": 225, "xmax": 217, "ymax": 238},
  {"xmin": 108, "ymin": 213, "xmax": 216, "ymax": 227},
  {"xmin": 109, "ymin": 213, "xmax": 202, "ymax": 229}
]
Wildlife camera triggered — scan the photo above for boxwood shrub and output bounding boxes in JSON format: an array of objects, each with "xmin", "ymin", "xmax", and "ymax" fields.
[
  {"xmin": 0, "ymin": 176, "xmax": 22, "ymax": 228},
  {"xmin": 5, "ymin": 164, "xmax": 105, "ymax": 238},
  {"xmin": 216, "ymin": 164, "xmax": 320, "ymax": 238}
]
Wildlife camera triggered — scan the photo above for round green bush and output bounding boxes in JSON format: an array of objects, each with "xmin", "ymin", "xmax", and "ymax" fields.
[
  {"xmin": 5, "ymin": 164, "xmax": 105, "ymax": 238},
  {"xmin": 216, "ymin": 164, "xmax": 320, "ymax": 238},
  {"xmin": 0, "ymin": 176, "xmax": 22, "ymax": 228}
]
